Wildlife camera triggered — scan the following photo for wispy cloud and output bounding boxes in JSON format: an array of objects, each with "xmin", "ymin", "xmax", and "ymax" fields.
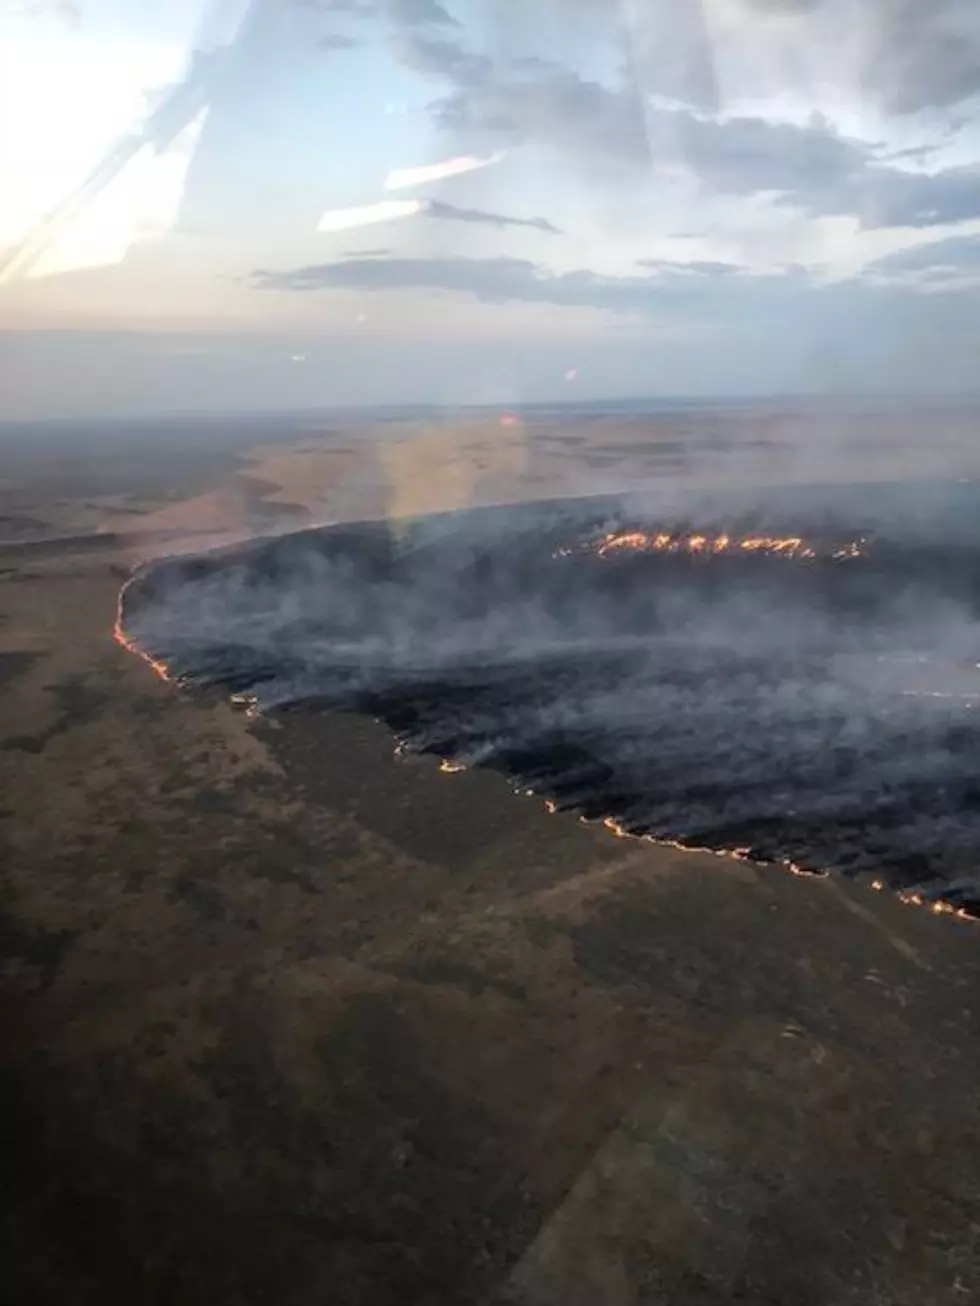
[
  {"xmin": 251, "ymin": 254, "xmax": 809, "ymax": 318},
  {"xmin": 637, "ymin": 258, "xmax": 746, "ymax": 276},
  {"xmin": 317, "ymin": 198, "xmax": 560, "ymax": 238},
  {"xmin": 426, "ymin": 200, "xmax": 562, "ymax": 234},
  {"xmin": 379, "ymin": 1, "xmax": 980, "ymax": 239},
  {"xmin": 863, "ymin": 234, "xmax": 980, "ymax": 290}
]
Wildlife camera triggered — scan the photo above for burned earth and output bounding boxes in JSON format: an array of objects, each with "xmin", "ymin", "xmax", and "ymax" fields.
[{"xmin": 119, "ymin": 482, "xmax": 980, "ymax": 916}]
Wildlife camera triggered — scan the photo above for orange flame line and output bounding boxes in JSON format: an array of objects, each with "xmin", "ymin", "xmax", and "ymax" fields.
[
  {"xmin": 112, "ymin": 565, "xmax": 174, "ymax": 683},
  {"xmin": 570, "ymin": 530, "xmax": 862, "ymax": 562},
  {"xmin": 531, "ymin": 807, "xmax": 976, "ymax": 925}
]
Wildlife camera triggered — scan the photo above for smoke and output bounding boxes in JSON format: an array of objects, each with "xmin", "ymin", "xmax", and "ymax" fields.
[{"xmin": 122, "ymin": 480, "xmax": 980, "ymax": 912}]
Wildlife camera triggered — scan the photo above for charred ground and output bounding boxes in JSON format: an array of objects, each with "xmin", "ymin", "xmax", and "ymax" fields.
[
  {"xmin": 4, "ymin": 414, "xmax": 980, "ymax": 1305},
  {"xmin": 122, "ymin": 484, "xmax": 980, "ymax": 914}
]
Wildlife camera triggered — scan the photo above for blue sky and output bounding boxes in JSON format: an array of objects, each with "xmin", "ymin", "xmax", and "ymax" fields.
[{"xmin": 2, "ymin": 0, "xmax": 980, "ymax": 417}]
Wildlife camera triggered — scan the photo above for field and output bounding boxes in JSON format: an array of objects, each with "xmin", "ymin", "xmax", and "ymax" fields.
[{"xmin": 2, "ymin": 409, "xmax": 980, "ymax": 1305}]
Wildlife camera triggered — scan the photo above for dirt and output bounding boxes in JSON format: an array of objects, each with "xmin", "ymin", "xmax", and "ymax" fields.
[{"xmin": 1, "ymin": 418, "xmax": 979, "ymax": 1305}]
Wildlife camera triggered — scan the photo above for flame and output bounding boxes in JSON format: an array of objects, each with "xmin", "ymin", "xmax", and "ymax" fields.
[
  {"xmin": 120, "ymin": 531, "xmax": 972, "ymax": 928},
  {"xmin": 740, "ymin": 536, "xmax": 814, "ymax": 558},
  {"xmin": 897, "ymin": 889, "xmax": 976, "ymax": 922},
  {"xmin": 112, "ymin": 567, "xmax": 174, "ymax": 683},
  {"xmin": 871, "ymin": 874, "xmax": 973, "ymax": 921},
  {"xmin": 539, "ymin": 798, "xmax": 974, "ymax": 924},
  {"xmin": 780, "ymin": 857, "xmax": 824, "ymax": 879},
  {"xmin": 599, "ymin": 815, "xmax": 776, "ymax": 868},
  {"xmin": 557, "ymin": 530, "xmax": 865, "ymax": 562}
]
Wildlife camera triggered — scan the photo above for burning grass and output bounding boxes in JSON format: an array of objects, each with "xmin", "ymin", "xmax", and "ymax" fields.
[
  {"xmin": 559, "ymin": 529, "xmax": 867, "ymax": 562},
  {"xmin": 112, "ymin": 488, "xmax": 980, "ymax": 924}
]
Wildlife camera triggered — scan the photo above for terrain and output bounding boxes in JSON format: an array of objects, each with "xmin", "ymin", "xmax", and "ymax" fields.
[{"xmin": 2, "ymin": 406, "xmax": 980, "ymax": 1305}]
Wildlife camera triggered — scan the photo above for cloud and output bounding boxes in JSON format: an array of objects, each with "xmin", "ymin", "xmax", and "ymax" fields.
[
  {"xmin": 384, "ymin": 0, "xmax": 457, "ymax": 27},
  {"xmin": 862, "ymin": 0, "xmax": 980, "ymax": 115},
  {"xmin": 661, "ymin": 111, "xmax": 980, "ymax": 229},
  {"xmin": 416, "ymin": 47, "xmax": 868, "ymax": 197},
  {"xmin": 738, "ymin": 0, "xmax": 825, "ymax": 10},
  {"xmin": 251, "ymin": 254, "xmax": 806, "ymax": 317},
  {"xmin": 621, "ymin": 1, "xmax": 720, "ymax": 113},
  {"xmin": 425, "ymin": 200, "xmax": 562, "ymax": 234},
  {"xmin": 431, "ymin": 63, "xmax": 650, "ymax": 164},
  {"xmin": 316, "ymin": 33, "xmax": 360, "ymax": 49},
  {"xmin": 870, "ymin": 234, "xmax": 980, "ymax": 274},
  {"xmin": 637, "ymin": 259, "xmax": 746, "ymax": 276},
  {"xmin": 636, "ymin": 0, "xmax": 980, "ymax": 117},
  {"xmin": 863, "ymin": 233, "xmax": 980, "ymax": 287},
  {"xmin": 391, "ymin": 33, "xmax": 490, "ymax": 84},
  {"xmin": 395, "ymin": 2, "xmax": 980, "ymax": 123},
  {"xmin": 644, "ymin": 106, "xmax": 865, "ymax": 195},
  {"xmin": 322, "ymin": 0, "xmax": 376, "ymax": 12},
  {"xmin": 375, "ymin": 2, "xmax": 980, "ymax": 237},
  {"xmin": 316, "ymin": 199, "xmax": 560, "ymax": 239},
  {"xmin": 252, "ymin": 255, "xmax": 645, "ymax": 312},
  {"xmin": 852, "ymin": 164, "xmax": 980, "ymax": 229},
  {"xmin": 428, "ymin": 54, "xmax": 980, "ymax": 230}
]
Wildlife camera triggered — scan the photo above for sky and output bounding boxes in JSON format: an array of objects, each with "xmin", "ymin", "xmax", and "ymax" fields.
[{"xmin": 2, "ymin": 0, "xmax": 980, "ymax": 417}]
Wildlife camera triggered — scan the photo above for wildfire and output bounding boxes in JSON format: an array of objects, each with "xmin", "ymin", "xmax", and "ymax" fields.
[
  {"xmin": 870, "ymin": 875, "xmax": 974, "ymax": 921},
  {"xmin": 439, "ymin": 758, "xmax": 466, "ymax": 774},
  {"xmin": 780, "ymin": 857, "xmax": 826, "ymax": 879},
  {"xmin": 424, "ymin": 759, "xmax": 980, "ymax": 926},
  {"xmin": 897, "ymin": 888, "xmax": 976, "ymax": 922},
  {"xmin": 582, "ymin": 813, "xmax": 974, "ymax": 922},
  {"xmin": 556, "ymin": 529, "xmax": 867, "ymax": 562},
  {"xmin": 598, "ymin": 817, "xmax": 772, "ymax": 868},
  {"xmin": 112, "ymin": 568, "xmax": 174, "ymax": 683}
]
